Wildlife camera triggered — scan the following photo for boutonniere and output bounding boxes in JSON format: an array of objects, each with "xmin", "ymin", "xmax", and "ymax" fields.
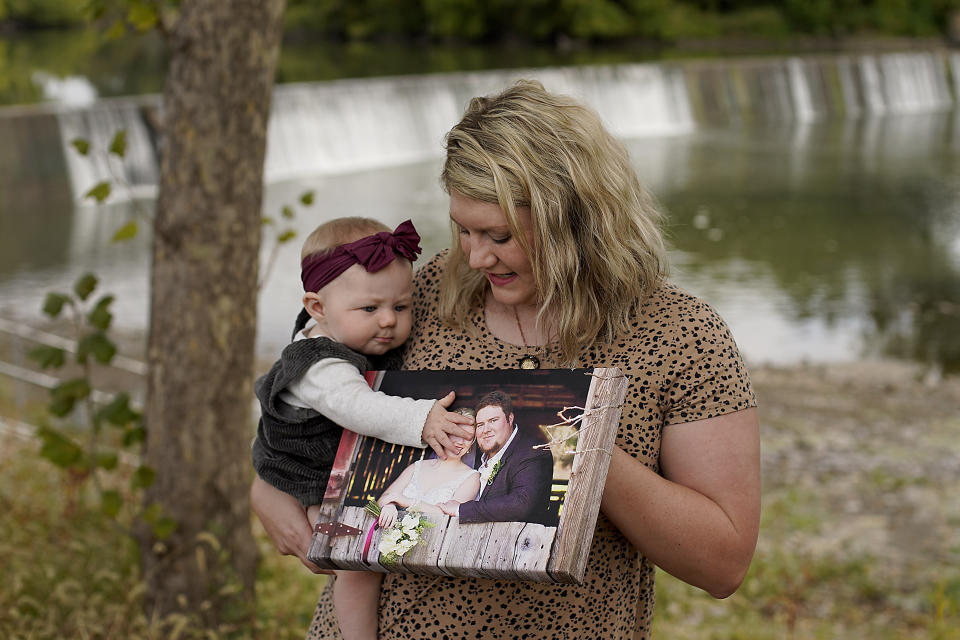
[{"xmin": 486, "ymin": 460, "xmax": 502, "ymax": 486}]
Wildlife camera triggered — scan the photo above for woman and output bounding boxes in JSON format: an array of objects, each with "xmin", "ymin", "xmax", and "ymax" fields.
[
  {"xmin": 252, "ymin": 80, "xmax": 761, "ymax": 639},
  {"xmin": 376, "ymin": 409, "xmax": 479, "ymax": 528}
]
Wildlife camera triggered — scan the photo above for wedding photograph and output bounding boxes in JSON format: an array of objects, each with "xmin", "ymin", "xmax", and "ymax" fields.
[{"xmin": 306, "ymin": 367, "xmax": 626, "ymax": 583}]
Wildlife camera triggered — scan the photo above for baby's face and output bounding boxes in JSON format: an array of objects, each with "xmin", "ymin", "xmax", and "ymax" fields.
[{"xmin": 312, "ymin": 259, "xmax": 414, "ymax": 355}]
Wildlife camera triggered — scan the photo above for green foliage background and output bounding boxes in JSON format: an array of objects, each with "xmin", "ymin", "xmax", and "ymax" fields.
[{"xmin": 2, "ymin": 0, "xmax": 958, "ymax": 40}]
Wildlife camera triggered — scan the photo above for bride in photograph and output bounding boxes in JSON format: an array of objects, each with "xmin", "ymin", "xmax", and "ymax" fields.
[{"xmin": 376, "ymin": 409, "xmax": 480, "ymax": 528}]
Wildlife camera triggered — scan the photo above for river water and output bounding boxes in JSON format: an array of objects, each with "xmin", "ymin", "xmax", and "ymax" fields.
[{"xmin": 1, "ymin": 52, "xmax": 958, "ymax": 372}]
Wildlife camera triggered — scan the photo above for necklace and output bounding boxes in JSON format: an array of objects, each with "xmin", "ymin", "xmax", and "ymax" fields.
[{"xmin": 512, "ymin": 305, "xmax": 540, "ymax": 370}]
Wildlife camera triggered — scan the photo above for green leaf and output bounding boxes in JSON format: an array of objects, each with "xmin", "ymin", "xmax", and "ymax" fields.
[
  {"xmin": 74, "ymin": 273, "xmax": 98, "ymax": 301},
  {"xmin": 123, "ymin": 425, "xmax": 146, "ymax": 447},
  {"xmin": 96, "ymin": 393, "xmax": 139, "ymax": 427},
  {"xmin": 87, "ymin": 295, "xmax": 115, "ymax": 331},
  {"xmin": 142, "ymin": 503, "xmax": 162, "ymax": 523},
  {"xmin": 42, "ymin": 292, "xmax": 71, "ymax": 318},
  {"xmin": 281, "ymin": 205, "xmax": 295, "ymax": 219},
  {"xmin": 260, "ymin": 216, "xmax": 275, "ymax": 226},
  {"xmin": 277, "ymin": 230, "xmax": 296, "ymax": 244},
  {"xmin": 49, "ymin": 378, "xmax": 91, "ymax": 417},
  {"xmin": 153, "ymin": 517, "xmax": 177, "ymax": 539},
  {"xmin": 299, "ymin": 190, "xmax": 315, "ymax": 206},
  {"xmin": 105, "ymin": 18, "xmax": 127, "ymax": 41},
  {"xmin": 108, "ymin": 129, "xmax": 127, "ymax": 158},
  {"xmin": 131, "ymin": 465, "xmax": 156, "ymax": 490},
  {"xmin": 96, "ymin": 452, "xmax": 118, "ymax": 470},
  {"xmin": 28, "ymin": 345, "xmax": 66, "ymax": 370},
  {"xmin": 85, "ymin": 181, "xmax": 111, "ymax": 203},
  {"xmin": 37, "ymin": 426, "xmax": 85, "ymax": 468},
  {"xmin": 111, "ymin": 220, "xmax": 138, "ymax": 242},
  {"xmin": 77, "ymin": 332, "xmax": 117, "ymax": 365},
  {"xmin": 127, "ymin": 2, "xmax": 158, "ymax": 31},
  {"xmin": 101, "ymin": 490, "xmax": 123, "ymax": 517},
  {"xmin": 71, "ymin": 138, "xmax": 90, "ymax": 156}
]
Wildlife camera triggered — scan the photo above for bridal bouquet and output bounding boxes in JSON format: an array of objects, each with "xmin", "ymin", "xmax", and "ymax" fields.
[{"xmin": 365, "ymin": 499, "xmax": 434, "ymax": 562}]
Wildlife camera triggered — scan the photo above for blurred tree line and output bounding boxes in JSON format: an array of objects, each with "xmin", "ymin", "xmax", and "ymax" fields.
[{"xmin": 2, "ymin": 0, "xmax": 958, "ymax": 41}]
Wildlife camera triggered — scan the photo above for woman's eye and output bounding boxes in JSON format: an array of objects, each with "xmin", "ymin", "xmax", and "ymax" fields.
[
  {"xmin": 490, "ymin": 235, "xmax": 511, "ymax": 244},
  {"xmin": 457, "ymin": 226, "xmax": 469, "ymax": 236}
]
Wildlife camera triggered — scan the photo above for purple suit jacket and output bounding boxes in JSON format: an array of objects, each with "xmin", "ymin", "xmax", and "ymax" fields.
[{"xmin": 458, "ymin": 432, "xmax": 554, "ymax": 525}]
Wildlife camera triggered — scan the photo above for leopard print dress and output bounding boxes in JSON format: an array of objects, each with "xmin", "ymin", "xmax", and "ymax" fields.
[{"xmin": 305, "ymin": 252, "xmax": 757, "ymax": 640}]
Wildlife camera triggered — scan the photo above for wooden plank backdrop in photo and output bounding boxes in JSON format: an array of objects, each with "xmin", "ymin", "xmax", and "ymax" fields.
[{"xmin": 307, "ymin": 367, "xmax": 627, "ymax": 583}]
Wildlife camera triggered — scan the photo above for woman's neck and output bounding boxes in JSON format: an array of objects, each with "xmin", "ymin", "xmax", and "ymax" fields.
[{"xmin": 483, "ymin": 292, "xmax": 552, "ymax": 347}]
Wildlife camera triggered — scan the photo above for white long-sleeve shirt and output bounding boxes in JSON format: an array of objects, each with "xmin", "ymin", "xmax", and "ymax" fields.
[{"xmin": 278, "ymin": 337, "xmax": 431, "ymax": 448}]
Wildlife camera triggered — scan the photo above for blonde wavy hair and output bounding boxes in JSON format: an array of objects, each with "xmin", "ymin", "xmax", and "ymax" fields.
[{"xmin": 439, "ymin": 80, "xmax": 668, "ymax": 365}]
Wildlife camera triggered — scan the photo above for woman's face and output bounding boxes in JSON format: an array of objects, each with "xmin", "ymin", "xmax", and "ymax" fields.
[
  {"xmin": 449, "ymin": 191, "xmax": 537, "ymax": 308},
  {"xmin": 449, "ymin": 420, "xmax": 477, "ymax": 460}
]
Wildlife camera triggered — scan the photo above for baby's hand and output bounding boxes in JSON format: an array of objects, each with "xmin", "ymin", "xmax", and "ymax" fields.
[
  {"xmin": 378, "ymin": 503, "xmax": 398, "ymax": 529},
  {"xmin": 422, "ymin": 391, "xmax": 475, "ymax": 459}
]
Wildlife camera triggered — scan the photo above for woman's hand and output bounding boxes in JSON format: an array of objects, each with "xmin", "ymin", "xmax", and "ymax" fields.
[
  {"xmin": 378, "ymin": 503, "xmax": 398, "ymax": 528},
  {"xmin": 250, "ymin": 475, "xmax": 330, "ymax": 574}
]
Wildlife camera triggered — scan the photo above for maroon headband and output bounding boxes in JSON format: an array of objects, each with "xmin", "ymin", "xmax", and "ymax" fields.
[{"xmin": 301, "ymin": 219, "xmax": 422, "ymax": 293}]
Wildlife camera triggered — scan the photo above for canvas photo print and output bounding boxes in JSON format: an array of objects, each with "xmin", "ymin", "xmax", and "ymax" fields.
[{"xmin": 306, "ymin": 367, "xmax": 627, "ymax": 583}]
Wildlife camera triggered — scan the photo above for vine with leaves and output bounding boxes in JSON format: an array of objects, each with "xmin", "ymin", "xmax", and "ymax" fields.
[{"xmin": 29, "ymin": 124, "xmax": 314, "ymax": 544}]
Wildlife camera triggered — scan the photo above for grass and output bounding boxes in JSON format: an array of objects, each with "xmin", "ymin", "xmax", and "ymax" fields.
[
  {"xmin": 0, "ymin": 428, "xmax": 323, "ymax": 639},
  {"xmin": 3, "ymin": 361, "xmax": 960, "ymax": 638}
]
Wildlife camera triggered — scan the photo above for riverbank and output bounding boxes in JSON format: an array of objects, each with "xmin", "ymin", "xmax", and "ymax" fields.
[
  {"xmin": 656, "ymin": 359, "xmax": 960, "ymax": 638},
  {"xmin": 1, "ymin": 356, "xmax": 958, "ymax": 637}
]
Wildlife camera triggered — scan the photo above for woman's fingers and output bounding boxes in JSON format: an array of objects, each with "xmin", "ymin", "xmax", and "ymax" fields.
[{"xmin": 250, "ymin": 476, "xmax": 331, "ymax": 575}]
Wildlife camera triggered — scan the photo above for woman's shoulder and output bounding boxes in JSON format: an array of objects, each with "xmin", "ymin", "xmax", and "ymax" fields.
[
  {"xmin": 639, "ymin": 281, "xmax": 733, "ymax": 335},
  {"xmin": 413, "ymin": 250, "xmax": 448, "ymax": 296}
]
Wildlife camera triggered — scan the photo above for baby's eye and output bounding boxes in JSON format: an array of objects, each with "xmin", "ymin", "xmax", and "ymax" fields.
[
  {"xmin": 361, "ymin": 306, "xmax": 377, "ymax": 312},
  {"xmin": 394, "ymin": 304, "xmax": 408, "ymax": 312}
]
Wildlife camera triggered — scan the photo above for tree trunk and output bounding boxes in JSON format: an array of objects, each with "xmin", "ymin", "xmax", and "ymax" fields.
[{"xmin": 141, "ymin": 0, "xmax": 285, "ymax": 625}]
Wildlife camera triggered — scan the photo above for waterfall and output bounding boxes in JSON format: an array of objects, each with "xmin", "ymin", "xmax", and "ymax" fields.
[
  {"xmin": 25, "ymin": 49, "xmax": 957, "ymax": 202},
  {"xmin": 55, "ymin": 97, "xmax": 160, "ymax": 202},
  {"xmin": 264, "ymin": 64, "xmax": 695, "ymax": 182}
]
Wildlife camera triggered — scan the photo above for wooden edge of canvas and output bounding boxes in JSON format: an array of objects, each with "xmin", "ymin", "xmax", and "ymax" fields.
[{"xmin": 547, "ymin": 366, "xmax": 628, "ymax": 583}]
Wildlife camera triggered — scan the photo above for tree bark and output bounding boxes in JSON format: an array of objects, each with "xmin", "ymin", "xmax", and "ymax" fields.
[{"xmin": 141, "ymin": 0, "xmax": 285, "ymax": 625}]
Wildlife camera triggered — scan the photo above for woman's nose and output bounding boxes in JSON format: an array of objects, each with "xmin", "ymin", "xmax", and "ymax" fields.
[{"xmin": 466, "ymin": 237, "xmax": 496, "ymax": 270}]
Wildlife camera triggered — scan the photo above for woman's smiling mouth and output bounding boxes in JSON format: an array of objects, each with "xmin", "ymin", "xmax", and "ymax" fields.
[{"xmin": 487, "ymin": 272, "xmax": 518, "ymax": 286}]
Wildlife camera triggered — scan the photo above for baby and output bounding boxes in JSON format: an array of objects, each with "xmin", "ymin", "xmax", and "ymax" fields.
[{"xmin": 251, "ymin": 216, "xmax": 473, "ymax": 640}]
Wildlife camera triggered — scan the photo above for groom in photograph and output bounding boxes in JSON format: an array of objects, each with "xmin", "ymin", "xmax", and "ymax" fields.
[{"xmin": 439, "ymin": 390, "xmax": 554, "ymax": 525}]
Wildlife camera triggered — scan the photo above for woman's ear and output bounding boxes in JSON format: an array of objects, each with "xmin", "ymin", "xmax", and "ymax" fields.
[{"xmin": 302, "ymin": 292, "xmax": 326, "ymax": 323}]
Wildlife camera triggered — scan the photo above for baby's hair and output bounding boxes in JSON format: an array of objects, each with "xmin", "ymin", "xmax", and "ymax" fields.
[
  {"xmin": 300, "ymin": 216, "xmax": 392, "ymax": 261},
  {"xmin": 292, "ymin": 216, "xmax": 397, "ymax": 341}
]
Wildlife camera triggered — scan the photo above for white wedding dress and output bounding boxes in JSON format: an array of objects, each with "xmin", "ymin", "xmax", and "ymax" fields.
[{"xmin": 400, "ymin": 460, "xmax": 479, "ymax": 506}]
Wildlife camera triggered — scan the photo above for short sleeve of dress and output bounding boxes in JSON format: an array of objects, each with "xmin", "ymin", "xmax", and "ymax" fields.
[{"xmin": 661, "ymin": 296, "xmax": 757, "ymax": 426}]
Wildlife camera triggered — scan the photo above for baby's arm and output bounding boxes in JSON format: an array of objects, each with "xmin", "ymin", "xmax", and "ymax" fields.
[
  {"xmin": 286, "ymin": 358, "xmax": 473, "ymax": 456},
  {"xmin": 287, "ymin": 358, "xmax": 431, "ymax": 446}
]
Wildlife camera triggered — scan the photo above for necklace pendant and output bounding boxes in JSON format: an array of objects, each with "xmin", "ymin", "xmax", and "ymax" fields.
[{"xmin": 519, "ymin": 355, "xmax": 540, "ymax": 370}]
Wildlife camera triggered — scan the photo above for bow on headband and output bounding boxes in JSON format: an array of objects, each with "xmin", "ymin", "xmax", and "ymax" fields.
[{"xmin": 300, "ymin": 219, "xmax": 422, "ymax": 293}]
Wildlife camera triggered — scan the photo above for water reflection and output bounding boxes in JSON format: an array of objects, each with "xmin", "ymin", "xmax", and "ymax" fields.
[
  {"xmin": 652, "ymin": 113, "xmax": 960, "ymax": 372},
  {"xmin": 0, "ymin": 112, "xmax": 958, "ymax": 372}
]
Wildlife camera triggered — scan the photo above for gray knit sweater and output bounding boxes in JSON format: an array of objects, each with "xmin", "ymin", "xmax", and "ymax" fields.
[{"xmin": 252, "ymin": 337, "xmax": 391, "ymax": 506}]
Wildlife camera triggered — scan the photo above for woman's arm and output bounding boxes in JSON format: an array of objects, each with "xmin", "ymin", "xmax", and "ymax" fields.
[
  {"xmin": 250, "ymin": 475, "xmax": 329, "ymax": 574},
  {"xmin": 600, "ymin": 407, "xmax": 760, "ymax": 599},
  {"xmin": 377, "ymin": 465, "xmax": 416, "ymax": 508},
  {"xmin": 452, "ymin": 472, "xmax": 481, "ymax": 503}
]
